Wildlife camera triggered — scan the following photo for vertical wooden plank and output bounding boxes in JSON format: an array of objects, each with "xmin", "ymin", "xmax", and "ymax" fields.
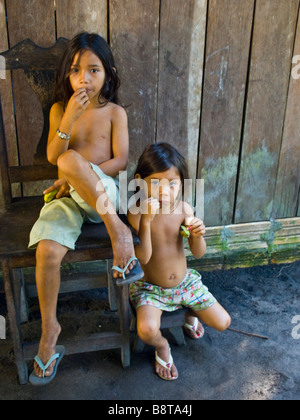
[
  {"xmin": 6, "ymin": 0, "xmax": 56, "ymax": 169},
  {"xmin": 56, "ymin": 0, "xmax": 107, "ymax": 40},
  {"xmin": 0, "ymin": 0, "xmax": 19, "ymax": 206},
  {"xmin": 235, "ymin": 0, "xmax": 299, "ymax": 223},
  {"xmin": 110, "ymin": 0, "xmax": 160, "ymax": 178},
  {"xmin": 272, "ymin": 6, "xmax": 300, "ymax": 218},
  {"xmin": 156, "ymin": 0, "xmax": 207, "ymax": 183},
  {"xmin": 197, "ymin": 0, "xmax": 254, "ymax": 227}
]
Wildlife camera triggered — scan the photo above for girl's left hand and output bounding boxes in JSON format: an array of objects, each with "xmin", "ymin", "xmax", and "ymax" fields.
[
  {"xmin": 186, "ymin": 217, "xmax": 206, "ymax": 237},
  {"xmin": 43, "ymin": 178, "xmax": 70, "ymax": 199}
]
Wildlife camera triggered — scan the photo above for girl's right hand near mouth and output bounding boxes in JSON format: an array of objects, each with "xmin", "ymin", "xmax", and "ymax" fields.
[
  {"xmin": 65, "ymin": 88, "xmax": 91, "ymax": 122},
  {"xmin": 141, "ymin": 197, "xmax": 160, "ymax": 221}
]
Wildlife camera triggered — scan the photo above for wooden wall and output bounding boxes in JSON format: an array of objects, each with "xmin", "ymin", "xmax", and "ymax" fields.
[{"xmin": 0, "ymin": 0, "xmax": 299, "ymax": 227}]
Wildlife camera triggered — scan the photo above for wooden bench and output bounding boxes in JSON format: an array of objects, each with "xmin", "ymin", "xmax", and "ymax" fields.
[{"xmin": 0, "ymin": 38, "xmax": 137, "ymax": 384}]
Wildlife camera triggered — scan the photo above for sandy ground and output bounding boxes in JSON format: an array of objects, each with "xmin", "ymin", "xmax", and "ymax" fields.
[{"xmin": 0, "ymin": 260, "xmax": 300, "ymax": 401}]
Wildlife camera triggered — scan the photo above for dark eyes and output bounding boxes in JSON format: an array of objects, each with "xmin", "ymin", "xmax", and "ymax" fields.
[{"xmin": 70, "ymin": 68, "xmax": 99, "ymax": 74}]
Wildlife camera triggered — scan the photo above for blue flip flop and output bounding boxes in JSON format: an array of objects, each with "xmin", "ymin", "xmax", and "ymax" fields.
[
  {"xmin": 29, "ymin": 345, "xmax": 65, "ymax": 386},
  {"xmin": 113, "ymin": 257, "xmax": 144, "ymax": 286}
]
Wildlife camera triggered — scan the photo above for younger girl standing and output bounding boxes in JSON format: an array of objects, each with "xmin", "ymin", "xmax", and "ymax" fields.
[{"xmin": 128, "ymin": 143, "xmax": 231, "ymax": 381}]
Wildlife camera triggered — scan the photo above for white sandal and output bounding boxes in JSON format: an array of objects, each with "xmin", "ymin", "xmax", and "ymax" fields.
[
  {"xmin": 155, "ymin": 347, "xmax": 178, "ymax": 381},
  {"xmin": 184, "ymin": 317, "xmax": 205, "ymax": 339}
]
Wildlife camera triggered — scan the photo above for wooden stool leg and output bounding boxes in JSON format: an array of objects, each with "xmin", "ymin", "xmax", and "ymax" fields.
[
  {"xmin": 2, "ymin": 261, "xmax": 28, "ymax": 384},
  {"xmin": 118, "ymin": 284, "xmax": 131, "ymax": 367},
  {"xmin": 107, "ymin": 259, "xmax": 117, "ymax": 311},
  {"xmin": 169, "ymin": 326, "xmax": 187, "ymax": 346},
  {"xmin": 12, "ymin": 269, "xmax": 29, "ymax": 324}
]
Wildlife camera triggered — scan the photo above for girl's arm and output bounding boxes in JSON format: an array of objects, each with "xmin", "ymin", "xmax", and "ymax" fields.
[
  {"xmin": 46, "ymin": 102, "xmax": 67, "ymax": 165},
  {"xmin": 127, "ymin": 198, "xmax": 160, "ymax": 265},
  {"xmin": 183, "ymin": 203, "xmax": 207, "ymax": 259},
  {"xmin": 188, "ymin": 220, "xmax": 207, "ymax": 259},
  {"xmin": 134, "ymin": 215, "xmax": 153, "ymax": 265},
  {"xmin": 98, "ymin": 106, "xmax": 129, "ymax": 178},
  {"xmin": 47, "ymin": 89, "xmax": 90, "ymax": 165}
]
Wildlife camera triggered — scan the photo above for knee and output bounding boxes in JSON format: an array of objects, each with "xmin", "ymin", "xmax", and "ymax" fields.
[
  {"xmin": 57, "ymin": 149, "xmax": 83, "ymax": 175},
  {"xmin": 36, "ymin": 240, "xmax": 66, "ymax": 266},
  {"xmin": 216, "ymin": 313, "xmax": 231, "ymax": 332},
  {"xmin": 137, "ymin": 319, "xmax": 160, "ymax": 342}
]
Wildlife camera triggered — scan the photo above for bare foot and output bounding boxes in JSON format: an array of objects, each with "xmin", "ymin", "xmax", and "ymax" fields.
[
  {"xmin": 110, "ymin": 223, "xmax": 136, "ymax": 279},
  {"xmin": 184, "ymin": 314, "xmax": 205, "ymax": 339},
  {"xmin": 155, "ymin": 343, "xmax": 178, "ymax": 380},
  {"xmin": 34, "ymin": 322, "xmax": 61, "ymax": 378}
]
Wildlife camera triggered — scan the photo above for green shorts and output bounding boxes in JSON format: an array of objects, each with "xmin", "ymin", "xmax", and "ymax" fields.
[
  {"xmin": 28, "ymin": 163, "xmax": 119, "ymax": 250},
  {"xmin": 129, "ymin": 269, "xmax": 217, "ymax": 312}
]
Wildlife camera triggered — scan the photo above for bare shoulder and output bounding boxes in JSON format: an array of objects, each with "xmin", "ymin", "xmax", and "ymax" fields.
[
  {"xmin": 109, "ymin": 103, "xmax": 128, "ymax": 121},
  {"xmin": 49, "ymin": 102, "xmax": 64, "ymax": 121},
  {"xmin": 50, "ymin": 101, "xmax": 64, "ymax": 115}
]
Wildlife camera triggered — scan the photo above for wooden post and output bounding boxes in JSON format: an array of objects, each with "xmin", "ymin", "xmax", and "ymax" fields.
[
  {"xmin": 2, "ymin": 259, "xmax": 28, "ymax": 384},
  {"xmin": 198, "ymin": 0, "xmax": 254, "ymax": 227},
  {"xmin": 157, "ymin": 0, "xmax": 207, "ymax": 185},
  {"xmin": 110, "ymin": 0, "xmax": 160, "ymax": 179},
  {"xmin": 56, "ymin": 0, "xmax": 107, "ymax": 40},
  {"xmin": 272, "ymin": 4, "xmax": 300, "ymax": 219},
  {"xmin": 235, "ymin": 0, "xmax": 299, "ymax": 223}
]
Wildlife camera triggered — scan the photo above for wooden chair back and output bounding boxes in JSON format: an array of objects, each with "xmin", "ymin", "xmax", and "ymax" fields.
[{"xmin": 0, "ymin": 38, "xmax": 69, "ymax": 207}]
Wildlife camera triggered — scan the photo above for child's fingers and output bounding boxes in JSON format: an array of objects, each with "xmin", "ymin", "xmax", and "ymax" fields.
[
  {"xmin": 43, "ymin": 185, "xmax": 57, "ymax": 195},
  {"xmin": 149, "ymin": 198, "xmax": 160, "ymax": 213},
  {"xmin": 74, "ymin": 88, "xmax": 87, "ymax": 96},
  {"xmin": 187, "ymin": 219, "xmax": 199, "ymax": 229},
  {"xmin": 187, "ymin": 218, "xmax": 204, "ymax": 228},
  {"xmin": 191, "ymin": 226, "xmax": 205, "ymax": 235},
  {"xmin": 73, "ymin": 89, "xmax": 90, "ymax": 106},
  {"xmin": 143, "ymin": 197, "xmax": 159, "ymax": 215},
  {"xmin": 190, "ymin": 226, "xmax": 206, "ymax": 236},
  {"xmin": 188, "ymin": 219, "xmax": 206, "ymax": 236},
  {"xmin": 56, "ymin": 185, "xmax": 70, "ymax": 199},
  {"xmin": 55, "ymin": 189, "xmax": 65, "ymax": 199}
]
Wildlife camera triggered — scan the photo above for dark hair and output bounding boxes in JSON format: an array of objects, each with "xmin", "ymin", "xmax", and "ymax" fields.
[
  {"xmin": 55, "ymin": 32, "xmax": 120, "ymax": 108},
  {"xmin": 135, "ymin": 143, "xmax": 189, "ymax": 183}
]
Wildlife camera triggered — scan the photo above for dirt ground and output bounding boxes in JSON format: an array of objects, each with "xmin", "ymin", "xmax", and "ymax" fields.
[{"xmin": 0, "ymin": 260, "xmax": 300, "ymax": 401}]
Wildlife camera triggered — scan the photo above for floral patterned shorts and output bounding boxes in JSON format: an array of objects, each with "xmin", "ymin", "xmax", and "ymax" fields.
[{"xmin": 129, "ymin": 268, "xmax": 217, "ymax": 312}]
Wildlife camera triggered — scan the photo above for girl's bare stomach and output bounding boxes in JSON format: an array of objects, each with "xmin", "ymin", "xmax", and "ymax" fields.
[{"xmin": 142, "ymin": 255, "xmax": 187, "ymax": 289}]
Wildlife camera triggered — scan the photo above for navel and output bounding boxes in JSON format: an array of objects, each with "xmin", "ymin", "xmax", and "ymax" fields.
[{"xmin": 169, "ymin": 273, "xmax": 176, "ymax": 280}]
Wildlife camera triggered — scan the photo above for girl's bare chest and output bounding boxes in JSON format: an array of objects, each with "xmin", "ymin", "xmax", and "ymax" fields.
[
  {"xmin": 151, "ymin": 214, "xmax": 183, "ymax": 243},
  {"xmin": 73, "ymin": 109, "xmax": 111, "ymax": 139}
]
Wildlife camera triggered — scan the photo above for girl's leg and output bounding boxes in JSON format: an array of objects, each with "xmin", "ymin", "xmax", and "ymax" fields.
[
  {"xmin": 136, "ymin": 305, "xmax": 178, "ymax": 380},
  {"xmin": 57, "ymin": 150, "xmax": 135, "ymax": 278},
  {"xmin": 34, "ymin": 239, "xmax": 68, "ymax": 378},
  {"xmin": 192, "ymin": 302, "xmax": 231, "ymax": 332}
]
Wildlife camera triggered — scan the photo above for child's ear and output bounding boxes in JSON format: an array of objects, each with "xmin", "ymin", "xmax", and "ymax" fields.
[{"xmin": 113, "ymin": 67, "xmax": 117, "ymax": 73}]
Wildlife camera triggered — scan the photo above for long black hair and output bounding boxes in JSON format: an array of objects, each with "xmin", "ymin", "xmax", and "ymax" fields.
[
  {"xmin": 55, "ymin": 32, "xmax": 120, "ymax": 108},
  {"xmin": 134, "ymin": 143, "xmax": 190, "ymax": 208},
  {"xmin": 135, "ymin": 143, "xmax": 189, "ymax": 184}
]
